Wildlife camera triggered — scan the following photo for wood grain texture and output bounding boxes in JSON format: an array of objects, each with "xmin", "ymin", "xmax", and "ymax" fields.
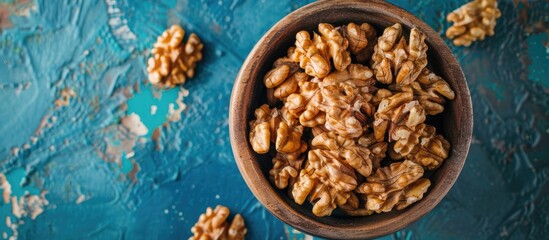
[{"xmin": 229, "ymin": 0, "xmax": 473, "ymax": 239}]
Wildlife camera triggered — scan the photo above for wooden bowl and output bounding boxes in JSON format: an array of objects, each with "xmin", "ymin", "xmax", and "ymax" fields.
[{"xmin": 229, "ymin": 0, "xmax": 473, "ymax": 239}]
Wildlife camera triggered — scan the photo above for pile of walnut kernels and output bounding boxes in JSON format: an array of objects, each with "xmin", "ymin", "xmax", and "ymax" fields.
[
  {"xmin": 248, "ymin": 22, "xmax": 456, "ymax": 217},
  {"xmin": 446, "ymin": 0, "xmax": 501, "ymax": 47},
  {"xmin": 147, "ymin": 25, "xmax": 203, "ymax": 89}
]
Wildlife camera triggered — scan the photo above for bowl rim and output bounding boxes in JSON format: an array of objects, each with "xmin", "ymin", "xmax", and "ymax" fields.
[{"xmin": 229, "ymin": 0, "xmax": 473, "ymax": 239}]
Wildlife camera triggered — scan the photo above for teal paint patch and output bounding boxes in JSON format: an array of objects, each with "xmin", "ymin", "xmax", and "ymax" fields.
[
  {"xmin": 120, "ymin": 154, "xmax": 133, "ymax": 174},
  {"xmin": 484, "ymin": 81, "xmax": 505, "ymax": 101},
  {"xmin": 0, "ymin": 168, "xmax": 42, "ymax": 237},
  {"xmin": 5, "ymin": 168, "xmax": 40, "ymax": 196},
  {"xmin": 126, "ymin": 85, "xmax": 180, "ymax": 138},
  {"xmin": 527, "ymin": 33, "xmax": 549, "ymax": 88}
]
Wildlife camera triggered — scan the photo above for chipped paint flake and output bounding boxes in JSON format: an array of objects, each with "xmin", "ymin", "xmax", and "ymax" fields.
[
  {"xmin": 121, "ymin": 113, "xmax": 149, "ymax": 136},
  {"xmin": 167, "ymin": 87, "xmax": 189, "ymax": 122}
]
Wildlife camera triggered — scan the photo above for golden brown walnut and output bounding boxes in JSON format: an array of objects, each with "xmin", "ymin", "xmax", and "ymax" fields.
[
  {"xmin": 387, "ymin": 101, "xmax": 427, "ymax": 157},
  {"xmin": 318, "ymin": 23, "xmax": 352, "ymax": 72},
  {"xmin": 311, "ymin": 132, "xmax": 373, "ymax": 177},
  {"xmin": 189, "ymin": 205, "xmax": 247, "ymax": 240},
  {"xmin": 291, "ymin": 162, "xmax": 318, "ymax": 205},
  {"xmin": 285, "ymin": 80, "xmax": 325, "ymax": 128},
  {"xmin": 249, "ymin": 105, "xmax": 276, "ymax": 154},
  {"xmin": 319, "ymin": 64, "xmax": 376, "ymax": 138},
  {"xmin": 390, "ymin": 122, "xmax": 426, "ymax": 158},
  {"xmin": 249, "ymin": 105, "xmax": 305, "ymax": 154},
  {"xmin": 446, "ymin": 0, "xmax": 501, "ymax": 46},
  {"xmin": 321, "ymin": 64, "xmax": 375, "ymax": 93},
  {"xmin": 292, "ymin": 23, "xmax": 352, "ymax": 78},
  {"xmin": 289, "ymin": 135, "xmax": 362, "ymax": 217},
  {"xmin": 308, "ymin": 181, "xmax": 354, "ymax": 216},
  {"xmin": 371, "ymin": 88, "xmax": 393, "ymax": 106},
  {"xmin": 339, "ymin": 22, "xmax": 378, "ymax": 62},
  {"xmin": 147, "ymin": 25, "xmax": 203, "ymax": 88},
  {"xmin": 373, "ymin": 92, "xmax": 426, "ymax": 144},
  {"xmin": 308, "ymin": 148, "xmax": 357, "ymax": 193},
  {"xmin": 371, "ymin": 23, "xmax": 405, "ymax": 84},
  {"xmin": 291, "ymin": 161, "xmax": 355, "ymax": 217},
  {"xmin": 396, "ymin": 28, "xmax": 428, "ymax": 85},
  {"xmin": 324, "ymin": 108, "xmax": 364, "ymax": 139},
  {"xmin": 269, "ymin": 144, "xmax": 307, "ymax": 189},
  {"xmin": 347, "ymin": 177, "xmax": 430, "ymax": 215},
  {"xmin": 371, "ymin": 23, "xmax": 428, "ymax": 85},
  {"xmin": 357, "ymin": 133, "xmax": 388, "ymax": 170},
  {"xmin": 389, "ymin": 69, "xmax": 455, "ymax": 115},
  {"xmin": 405, "ymin": 124, "xmax": 451, "ymax": 170},
  {"xmin": 339, "ymin": 23, "xmax": 368, "ymax": 55},
  {"xmin": 396, "ymin": 178, "xmax": 431, "ymax": 210},
  {"xmin": 227, "ymin": 214, "xmax": 247, "ymax": 240},
  {"xmin": 292, "ymin": 31, "xmax": 331, "ymax": 78},
  {"xmin": 356, "ymin": 160, "xmax": 424, "ymax": 213},
  {"xmin": 414, "ymin": 69, "xmax": 455, "ymax": 115},
  {"xmin": 264, "ymin": 48, "xmax": 307, "ymax": 100}
]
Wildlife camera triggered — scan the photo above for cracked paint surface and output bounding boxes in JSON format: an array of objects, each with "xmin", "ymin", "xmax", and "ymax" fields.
[{"xmin": 0, "ymin": 0, "xmax": 547, "ymax": 239}]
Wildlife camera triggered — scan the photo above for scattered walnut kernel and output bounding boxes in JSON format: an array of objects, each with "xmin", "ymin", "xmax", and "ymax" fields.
[
  {"xmin": 147, "ymin": 25, "xmax": 203, "ymax": 88},
  {"xmin": 190, "ymin": 205, "xmax": 247, "ymax": 240},
  {"xmin": 249, "ymin": 22, "xmax": 455, "ymax": 217},
  {"xmin": 446, "ymin": 0, "xmax": 502, "ymax": 46}
]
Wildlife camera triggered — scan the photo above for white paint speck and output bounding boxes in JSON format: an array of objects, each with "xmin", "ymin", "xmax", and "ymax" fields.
[
  {"xmin": 125, "ymin": 151, "xmax": 135, "ymax": 159},
  {"xmin": 121, "ymin": 113, "xmax": 148, "ymax": 136},
  {"xmin": 49, "ymin": 145, "xmax": 55, "ymax": 152},
  {"xmin": 215, "ymin": 195, "xmax": 220, "ymax": 199},
  {"xmin": 178, "ymin": 212, "xmax": 183, "ymax": 216},
  {"xmin": 11, "ymin": 148, "xmax": 19, "ymax": 156},
  {"xmin": 150, "ymin": 105, "xmax": 158, "ymax": 115},
  {"xmin": 164, "ymin": 209, "xmax": 169, "ymax": 214},
  {"xmin": 75, "ymin": 194, "xmax": 86, "ymax": 204}
]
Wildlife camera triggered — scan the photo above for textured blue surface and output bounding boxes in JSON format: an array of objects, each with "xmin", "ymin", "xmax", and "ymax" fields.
[{"xmin": 0, "ymin": 0, "xmax": 547, "ymax": 239}]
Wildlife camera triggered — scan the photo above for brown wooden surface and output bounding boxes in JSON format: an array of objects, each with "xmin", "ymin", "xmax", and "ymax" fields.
[{"xmin": 228, "ymin": 0, "xmax": 473, "ymax": 239}]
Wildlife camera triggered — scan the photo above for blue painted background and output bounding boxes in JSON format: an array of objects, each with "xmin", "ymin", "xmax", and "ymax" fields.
[{"xmin": 0, "ymin": 0, "xmax": 547, "ymax": 239}]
